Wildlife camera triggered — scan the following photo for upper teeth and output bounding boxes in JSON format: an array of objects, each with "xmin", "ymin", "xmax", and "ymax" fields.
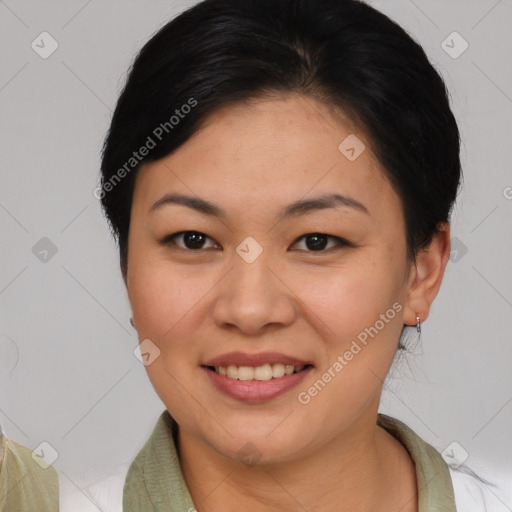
[{"xmin": 215, "ymin": 363, "xmax": 305, "ymax": 381}]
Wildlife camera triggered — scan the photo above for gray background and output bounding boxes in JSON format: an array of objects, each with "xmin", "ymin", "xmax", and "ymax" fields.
[{"xmin": 1, "ymin": 0, "xmax": 511, "ymax": 509}]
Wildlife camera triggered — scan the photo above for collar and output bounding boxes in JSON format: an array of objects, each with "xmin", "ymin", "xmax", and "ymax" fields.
[
  {"xmin": 123, "ymin": 411, "xmax": 456, "ymax": 511},
  {"xmin": 377, "ymin": 414, "xmax": 456, "ymax": 511}
]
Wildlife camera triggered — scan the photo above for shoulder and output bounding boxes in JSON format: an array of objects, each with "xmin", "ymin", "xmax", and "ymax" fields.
[
  {"xmin": 377, "ymin": 414, "xmax": 511, "ymax": 510},
  {"xmin": 0, "ymin": 429, "xmax": 59, "ymax": 512},
  {"xmin": 60, "ymin": 412, "xmax": 172, "ymax": 512},
  {"xmin": 86, "ymin": 463, "xmax": 130, "ymax": 512},
  {"xmin": 450, "ymin": 466, "xmax": 512, "ymax": 511},
  {"xmin": 59, "ymin": 463, "xmax": 129, "ymax": 512}
]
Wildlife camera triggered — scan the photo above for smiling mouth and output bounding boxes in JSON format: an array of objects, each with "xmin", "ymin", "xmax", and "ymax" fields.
[{"xmin": 204, "ymin": 363, "xmax": 313, "ymax": 381}]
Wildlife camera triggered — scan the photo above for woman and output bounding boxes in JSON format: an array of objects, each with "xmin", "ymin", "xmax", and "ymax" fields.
[{"xmin": 98, "ymin": 0, "xmax": 500, "ymax": 510}]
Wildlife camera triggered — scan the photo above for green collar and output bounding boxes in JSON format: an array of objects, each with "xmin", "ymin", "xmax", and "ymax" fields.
[
  {"xmin": 123, "ymin": 411, "xmax": 456, "ymax": 511},
  {"xmin": 377, "ymin": 414, "xmax": 456, "ymax": 511}
]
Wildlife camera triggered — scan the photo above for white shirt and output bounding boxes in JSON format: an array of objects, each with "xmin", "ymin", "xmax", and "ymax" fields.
[
  {"xmin": 58, "ymin": 463, "xmax": 511, "ymax": 511},
  {"xmin": 449, "ymin": 467, "xmax": 511, "ymax": 511}
]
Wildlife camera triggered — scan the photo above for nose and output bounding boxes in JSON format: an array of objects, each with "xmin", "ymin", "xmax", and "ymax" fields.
[{"xmin": 211, "ymin": 251, "xmax": 297, "ymax": 336}]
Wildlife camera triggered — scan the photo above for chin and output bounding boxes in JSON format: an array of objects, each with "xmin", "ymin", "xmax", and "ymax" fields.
[{"xmin": 200, "ymin": 421, "xmax": 316, "ymax": 467}]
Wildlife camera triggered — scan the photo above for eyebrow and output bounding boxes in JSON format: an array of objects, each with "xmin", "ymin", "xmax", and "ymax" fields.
[{"xmin": 149, "ymin": 192, "xmax": 369, "ymax": 219}]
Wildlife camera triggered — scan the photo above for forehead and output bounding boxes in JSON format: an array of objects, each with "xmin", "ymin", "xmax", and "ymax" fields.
[{"xmin": 133, "ymin": 94, "xmax": 399, "ymax": 221}]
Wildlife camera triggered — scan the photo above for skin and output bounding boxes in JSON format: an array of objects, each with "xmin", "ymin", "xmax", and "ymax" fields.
[{"xmin": 124, "ymin": 93, "xmax": 451, "ymax": 512}]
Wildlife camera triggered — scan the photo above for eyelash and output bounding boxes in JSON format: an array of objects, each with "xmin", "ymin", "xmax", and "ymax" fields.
[{"xmin": 160, "ymin": 231, "xmax": 353, "ymax": 253}]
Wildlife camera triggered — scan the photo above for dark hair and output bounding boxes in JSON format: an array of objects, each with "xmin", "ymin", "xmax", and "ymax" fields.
[{"xmin": 99, "ymin": 0, "xmax": 462, "ymax": 280}]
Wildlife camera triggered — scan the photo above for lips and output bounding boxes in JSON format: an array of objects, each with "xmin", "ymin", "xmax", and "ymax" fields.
[
  {"xmin": 203, "ymin": 364, "xmax": 313, "ymax": 403},
  {"xmin": 201, "ymin": 351, "xmax": 314, "ymax": 403}
]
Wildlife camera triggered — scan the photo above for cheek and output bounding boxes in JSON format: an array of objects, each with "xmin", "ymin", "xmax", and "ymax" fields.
[
  {"xmin": 130, "ymin": 261, "xmax": 213, "ymax": 415},
  {"xmin": 288, "ymin": 257, "xmax": 401, "ymax": 341},
  {"xmin": 129, "ymin": 256, "xmax": 213, "ymax": 341},
  {"xmin": 289, "ymin": 258, "xmax": 404, "ymax": 396}
]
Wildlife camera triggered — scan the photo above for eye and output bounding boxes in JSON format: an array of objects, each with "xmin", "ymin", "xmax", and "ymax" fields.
[
  {"xmin": 291, "ymin": 233, "xmax": 352, "ymax": 252},
  {"xmin": 160, "ymin": 231, "xmax": 352, "ymax": 253},
  {"xmin": 161, "ymin": 231, "xmax": 219, "ymax": 251}
]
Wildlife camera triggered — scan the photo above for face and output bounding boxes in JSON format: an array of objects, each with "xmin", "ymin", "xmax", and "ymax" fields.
[{"xmin": 125, "ymin": 93, "xmax": 415, "ymax": 464}]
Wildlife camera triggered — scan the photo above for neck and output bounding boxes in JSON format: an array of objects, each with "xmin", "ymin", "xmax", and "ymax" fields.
[{"xmin": 177, "ymin": 409, "xmax": 418, "ymax": 512}]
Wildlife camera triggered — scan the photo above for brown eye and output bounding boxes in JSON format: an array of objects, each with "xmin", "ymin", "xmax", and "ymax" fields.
[
  {"xmin": 160, "ymin": 231, "xmax": 351, "ymax": 253},
  {"xmin": 292, "ymin": 233, "xmax": 351, "ymax": 252},
  {"xmin": 162, "ymin": 231, "xmax": 218, "ymax": 250}
]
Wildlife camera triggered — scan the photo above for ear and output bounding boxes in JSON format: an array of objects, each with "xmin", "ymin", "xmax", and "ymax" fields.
[{"xmin": 402, "ymin": 222, "xmax": 451, "ymax": 327}]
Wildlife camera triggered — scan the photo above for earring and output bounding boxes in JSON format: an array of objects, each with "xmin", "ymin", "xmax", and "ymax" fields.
[
  {"xmin": 130, "ymin": 317, "xmax": 135, "ymax": 328},
  {"xmin": 399, "ymin": 316, "xmax": 422, "ymax": 351}
]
